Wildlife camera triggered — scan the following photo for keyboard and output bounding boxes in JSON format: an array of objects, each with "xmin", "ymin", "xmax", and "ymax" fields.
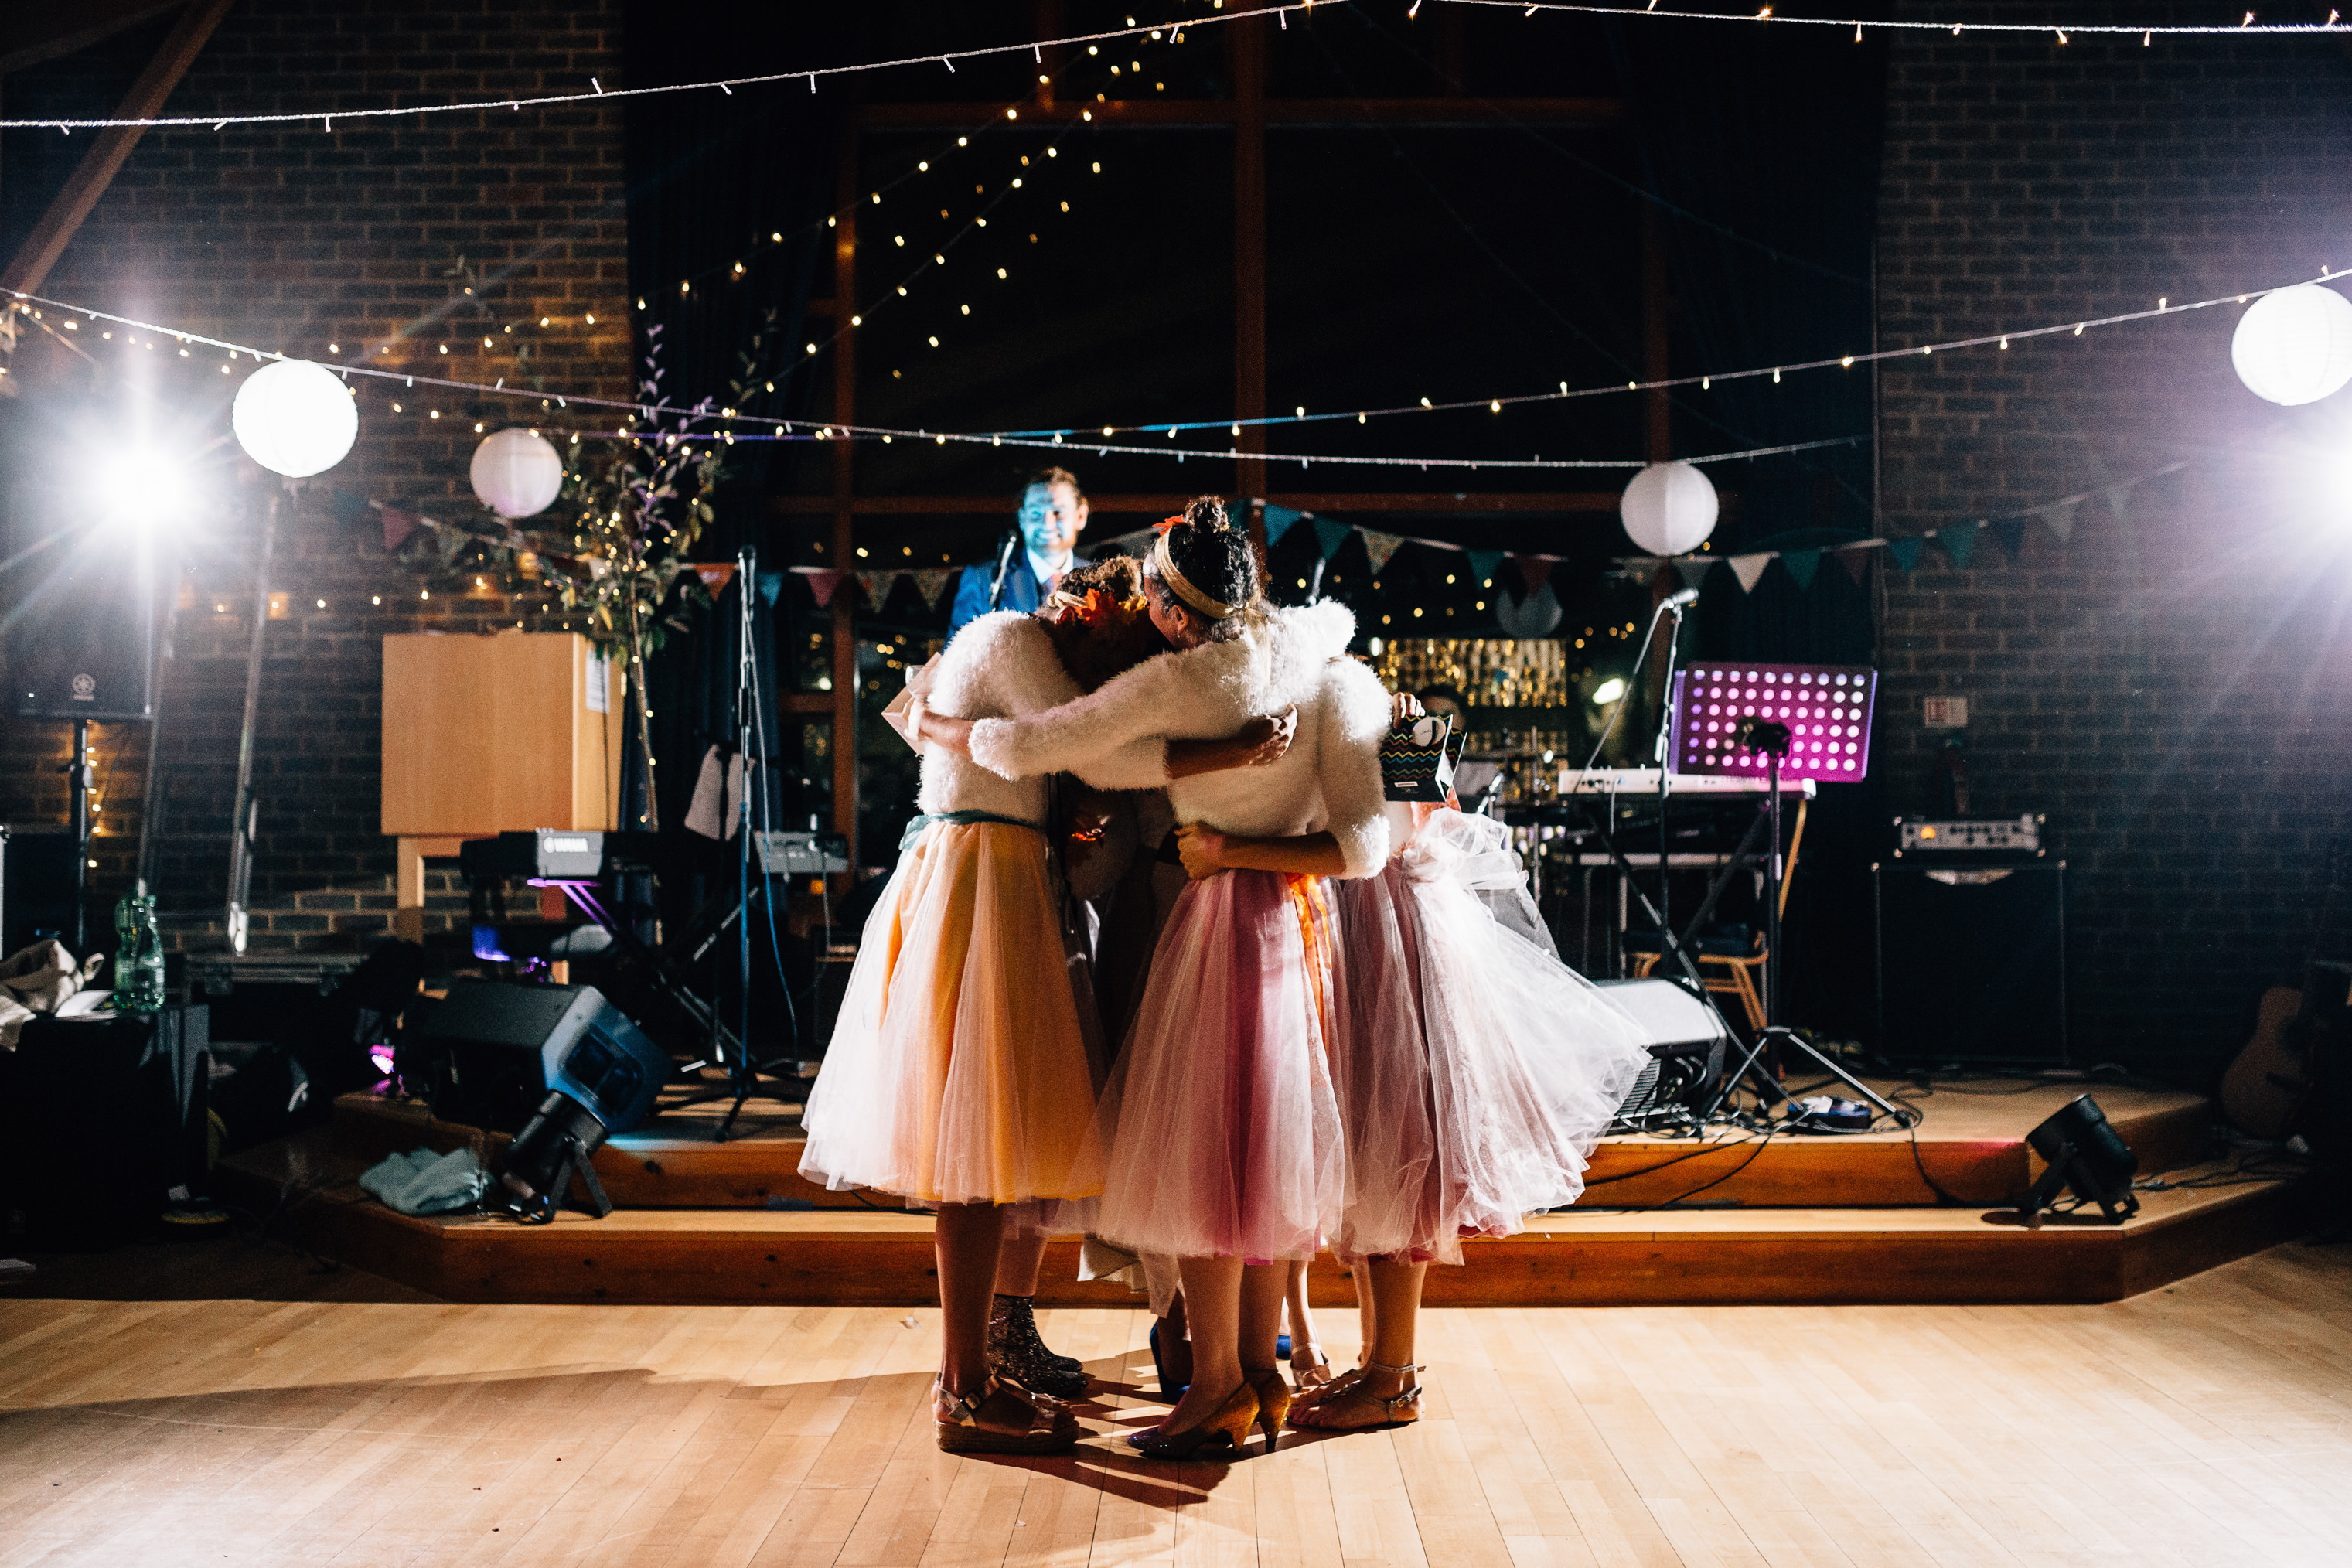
[{"xmin": 1556, "ymin": 769, "xmax": 1816, "ymax": 798}]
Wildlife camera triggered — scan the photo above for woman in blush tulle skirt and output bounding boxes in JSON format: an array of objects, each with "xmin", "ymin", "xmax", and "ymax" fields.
[{"xmin": 1289, "ymin": 804, "xmax": 1652, "ymax": 1432}]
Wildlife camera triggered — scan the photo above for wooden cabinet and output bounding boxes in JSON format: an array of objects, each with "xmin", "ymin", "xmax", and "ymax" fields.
[{"xmin": 380, "ymin": 632, "xmax": 625, "ymax": 939}]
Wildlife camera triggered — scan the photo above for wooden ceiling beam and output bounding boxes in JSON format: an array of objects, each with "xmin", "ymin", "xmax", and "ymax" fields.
[
  {"xmin": 0, "ymin": 0, "xmax": 185, "ymax": 77},
  {"xmin": 0, "ymin": 0, "xmax": 235, "ymax": 300}
]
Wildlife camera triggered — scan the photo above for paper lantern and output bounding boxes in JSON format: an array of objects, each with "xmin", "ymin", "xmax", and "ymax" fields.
[
  {"xmin": 469, "ymin": 428, "xmax": 565, "ymax": 519},
  {"xmin": 1620, "ymin": 461, "xmax": 1720, "ymax": 556},
  {"xmin": 2231, "ymin": 284, "xmax": 2352, "ymax": 407},
  {"xmin": 231, "ymin": 360, "xmax": 357, "ymax": 478}
]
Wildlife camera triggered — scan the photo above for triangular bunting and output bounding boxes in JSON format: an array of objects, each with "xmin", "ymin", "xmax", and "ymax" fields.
[
  {"xmin": 1515, "ymin": 557, "xmax": 1554, "ymax": 597},
  {"xmin": 911, "ymin": 568, "xmax": 956, "ymax": 609},
  {"xmin": 1728, "ymin": 553, "xmax": 1774, "ymax": 594},
  {"xmin": 856, "ymin": 571, "xmax": 902, "ymax": 607},
  {"xmin": 2103, "ymin": 482, "xmax": 2132, "ymax": 521},
  {"xmin": 1991, "ymin": 517, "xmax": 2030, "ymax": 559},
  {"xmin": 803, "ymin": 570, "xmax": 847, "ymax": 608},
  {"xmin": 1360, "ymin": 530, "xmax": 1405, "ymax": 575},
  {"xmin": 1311, "ymin": 517, "xmax": 1354, "ymax": 560},
  {"xmin": 1675, "ymin": 557, "xmax": 1716, "ymax": 592},
  {"xmin": 1836, "ymin": 547, "xmax": 1873, "ymax": 586},
  {"xmin": 2038, "ymin": 499, "xmax": 2078, "ymax": 543},
  {"xmin": 1938, "ymin": 526, "xmax": 1977, "ymax": 568},
  {"xmin": 1262, "ymin": 502, "xmax": 1303, "ymax": 547},
  {"xmin": 757, "ymin": 571, "xmax": 784, "ymax": 606},
  {"xmin": 1886, "ymin": 537, "xmax": 1924, "ymax": 573},
  {"xmin": 1781, "ymin": 549, "xmax": 1822, "ymax": 591},
  {"xmin": 331, "ymin": 489, "xmax": 368, "ymax": 527},
  {"xmin": 1466, "ymin": 550, "xmax": 1507, "ymax": 585},
  {"xmin": 691, "ymin": 563, "xmax": 737, "ymax": 595},
  {"xmin": 381, "ymin": 506, "xmax": 420, "ymax": 551}
]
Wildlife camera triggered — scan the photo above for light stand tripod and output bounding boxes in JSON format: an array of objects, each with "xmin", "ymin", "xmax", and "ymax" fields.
[{"xmin": 1696, "ymin": 718, "xmax": 1905, "ymax": 1125}]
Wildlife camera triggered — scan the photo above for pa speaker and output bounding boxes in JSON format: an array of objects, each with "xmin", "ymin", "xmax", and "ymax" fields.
[
  {"xmin": 1594, "ymin": 977, "xmax": 1732, "ymax": 1127},
  {"xmin": 1874, "ymin": 861, "xmax": 2067, "ymax": 1067},
  {"xmin": 404, "ymin": 980, "xmax": 669, "ymax": 1134},
  {"xmin": 5, "ymin": 554, "xmax": 155, "ymax": 721}
]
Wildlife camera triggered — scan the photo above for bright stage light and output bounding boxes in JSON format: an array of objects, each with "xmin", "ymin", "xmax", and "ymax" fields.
[
  {"xmin": 1590, "ymin": 677, "xmax": 1628, "ymax": 706},
  {"xmin": 233, "ymin": 359, "xmax": 357, "ymax": 477},
  {"xmin": 88, "ymin": 447, "xmax": 192, "ymax": 533},
  {"xmin": 1620, "ymin": 461, "xmax": 1720, "ymax": 555},
  {"xmin": 2231, "ymin": 283, "xmax": 2352, "ymax": 406}
]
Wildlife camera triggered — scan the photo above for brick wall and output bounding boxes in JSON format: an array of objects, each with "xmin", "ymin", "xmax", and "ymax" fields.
[
  {"xmin": 1873, "ymin": 1, "xmax": 2352, "ymax": 1075},
  {"xmin": 0, "ymin": 0, "xmax": 630, "ymax": 953}
]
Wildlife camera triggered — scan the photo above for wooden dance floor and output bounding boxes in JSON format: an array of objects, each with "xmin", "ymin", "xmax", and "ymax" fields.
[{"xmin": 4, "ymin": 1235, "xmax": 2348, "ymax": 1567}]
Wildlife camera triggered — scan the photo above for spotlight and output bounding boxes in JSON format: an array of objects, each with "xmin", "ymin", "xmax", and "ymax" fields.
[
  {"xmin": 2013, "ymin": 1093, "xmax": 2139, "ymax": 1224},
  {"xmin": 88, "ymin": 446, "xmax": 191, "ymax": 533},
  {"xmin": 1590, "ymin": 677, "xmax": 1628, "ymax": 706}
]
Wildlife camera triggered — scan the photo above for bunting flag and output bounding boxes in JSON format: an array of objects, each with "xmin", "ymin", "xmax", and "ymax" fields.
[
  {"xmin": 1836, "ymin": 546, "xmax": 1873, "ymax": 586},
  {"xmin": 1676, "ymin": 557, "xmax": 1716, "ymax": 592},
  {"xmin": 803, "ymin": 570, "xmax": 847, "ymax": 608},
  {"xmin": 757, "ymin": 571, "xmax": 784, "ymax": 606},
  {"xmin": 1781, "ymin": 548, "xmax": 1822, "ymax": 591},
  {"xmin": 856, "ymin": 571, "xmax": 902, "ymax": 607},
  {"xmin": 1262, "ymin": 502, "xmax": 1304, "ymax": 547},
  {"xmin": 2039, "ymin": 499, "xmax": 2078, "ymax": 542},
  {"xmin": 1360, "ymin": 530, "xmax": 1405, "ymax": 575},
  {"xmin": 1937, "ymin": 526, "xmax": 1977, "ymax": 568},
  {"xmin": 1466, "ymin": 549, "xmax": 1507, "ymax": 585},
  {"xmin": 1515, "ymin": 557, "xmax": 1553, "ymax": 597},
  {"xmin": 1991, "ymin": 516, "xmax": 2030, "ymax": 560},
  {"xmin": 1312, "ymin": 516, "xmax": 1355, "ymax": 560},
  {"xmin": 690, "ymin": 563, "xmax": 737, "ymax": 595},
  {"xmin": 380, "ymin": 506, "xmax": 420, "ymax": 551},
  {"xmin": 1886, "ymin": 537, "xmax": 1925, "ymax": 573},
  {"xmin": 1728, "ymin": 554, "xmax": 1774, "ymax": 594},
  {"xmin": 330, "ymin": 489, "xmax": 369, "ymax": 527},
  {"xmin": 910, "ymin": 568, "xmax": 956, "ymax": 609},
  {"xmin": 2102, "ymin": 482, "xmax": 2132, "ymax": 521}
]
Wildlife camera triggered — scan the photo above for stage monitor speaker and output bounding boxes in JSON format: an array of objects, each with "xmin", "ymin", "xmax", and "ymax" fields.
[
  {"xmin": 1595, "ymin": 977, "xmax": 1732, "ymax": 1126},
  {"xmin": 404, "ymin": 980, "xmax": 669, "ymax": 1134},
  {"xmin": 5, "ymin": 553, "xmax": 155, "ymax": 721},
  {"xmin": 1874, "ymin": 861, "xmax": 2067, "ymax": 1067}
]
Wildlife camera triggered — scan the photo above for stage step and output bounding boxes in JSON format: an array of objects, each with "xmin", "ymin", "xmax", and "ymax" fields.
[
  {"xmin": 219, "ymin": 1124, "xmax": 2310, "ymax": 1309},
  {"xmin": 319, "ymin": 1076, "xmax": 2218, "ymax": 1212}
]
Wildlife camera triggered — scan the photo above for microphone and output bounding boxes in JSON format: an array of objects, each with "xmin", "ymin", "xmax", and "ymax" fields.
[{"xmin": 1662, "ymin": 586, "xmax": 1700, "ymax": 609}]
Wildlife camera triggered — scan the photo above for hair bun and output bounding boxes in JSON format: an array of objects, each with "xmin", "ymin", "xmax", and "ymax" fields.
[{"xmin": 1181, "ymin": 495, "xmax": 1229, "ymax": 532}]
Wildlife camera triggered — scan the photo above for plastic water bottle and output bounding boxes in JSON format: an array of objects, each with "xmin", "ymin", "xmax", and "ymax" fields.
[{"xmin": 113, "ymin": 882, "xmax": 165, "ymax": 1013}]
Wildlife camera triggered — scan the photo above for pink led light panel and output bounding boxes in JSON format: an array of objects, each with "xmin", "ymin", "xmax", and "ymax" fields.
[{"xmin": 1669, "ymin": 662, "xmax": 1877, "ymax": 781}]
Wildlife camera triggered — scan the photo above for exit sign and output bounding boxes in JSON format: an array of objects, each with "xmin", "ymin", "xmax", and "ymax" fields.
[{"xmin": 1923, "ymin": 697, "xmax": 1969, "ymax": 728}]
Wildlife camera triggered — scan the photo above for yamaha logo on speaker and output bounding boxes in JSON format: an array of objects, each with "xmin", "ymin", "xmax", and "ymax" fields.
[{"xmin": 70, "ymin": 673, "xmax": 96, "ymax": 700}]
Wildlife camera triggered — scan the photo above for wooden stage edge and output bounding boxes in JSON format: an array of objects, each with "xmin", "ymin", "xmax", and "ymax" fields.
[{"xmin": 220, "ymin": 1123, "xmax": 2316, "ymax": 1312}]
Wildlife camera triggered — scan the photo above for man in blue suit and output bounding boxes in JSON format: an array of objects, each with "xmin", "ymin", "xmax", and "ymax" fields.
[{"xmin": 947, "ymin": 466, "xmax": 1089, "ymax": 638}]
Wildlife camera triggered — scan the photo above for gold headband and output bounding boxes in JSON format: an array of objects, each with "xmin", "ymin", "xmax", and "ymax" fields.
[{"xmin": 1153, "ymin": 530, "xmax": 1238, "ymax": 620}]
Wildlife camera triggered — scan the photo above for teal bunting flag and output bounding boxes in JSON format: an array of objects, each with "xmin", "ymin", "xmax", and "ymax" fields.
[
  {"xmin": 1466, "ymin": 550, "xmax": 1507, "ymax": 585},
  {"xmin": 1938, "ymin": 526, "xmax": 1978, "ymax": 568},
  {"xmin": 758, "ymin": 571, "xmax": 784, "ymax": 606},
  {"xmin": 330, "ymin": 489, "xmax": 368, "ymax": 527},
  {"xmin": 1780, "ymin": 549, "xmax": 1822, "ymax": 591},
  {"xmin": 1887, "ymin": 537, "xmax": 1925, "ymax": 573},
  {"xmin": 1262, "ymin": 502, "xmax": 1303, "ymax": 546},
  {"xmin": 1312, "ymin": 517, "xmax": 1355, "ymax": 560},
  {"xmin": 1991, "ymin": 517, "xmax": 2030, "ymax": 559}
]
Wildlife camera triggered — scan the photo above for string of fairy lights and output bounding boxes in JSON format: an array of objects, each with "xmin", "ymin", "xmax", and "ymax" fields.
[{"xmin": 3, "ymin": 0, "xmax": 2340, "ymax": 136}]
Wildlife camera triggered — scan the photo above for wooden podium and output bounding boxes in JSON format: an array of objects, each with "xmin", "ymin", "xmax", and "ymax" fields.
[{"xmin": 380, "ymin": 632, "xmax": 626, "ymax": 942}]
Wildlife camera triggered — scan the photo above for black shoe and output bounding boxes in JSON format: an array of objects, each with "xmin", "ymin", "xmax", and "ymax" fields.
[{"xmin": 988, "ymin": 1294, "xmax": 1089, "ymax": 1399}]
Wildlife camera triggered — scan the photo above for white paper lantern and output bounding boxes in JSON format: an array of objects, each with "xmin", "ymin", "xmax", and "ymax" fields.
[
  {"xmin": 1619, "ymin": 461, "xmax": 1720, "ymax": 556},
  {"xmin": 469, "ymin": 428, "xmax": 566, "ymax": 519},
  {"xmin": 2231, "ymin": 284, "xmax": 2352, "ymax": 406},
  {"xmin": 231, "ymin": 360, "xmax": 357, "ymax": 478}
]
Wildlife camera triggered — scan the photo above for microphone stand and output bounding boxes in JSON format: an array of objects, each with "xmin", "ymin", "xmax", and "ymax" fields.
[
  {"xmin": 986, "ymin": 527, "xmax": 1021, "ymax": 611},
  {"xmin": 1648, "ymin": 596, "xmax": 1691, "ymax": 946}
]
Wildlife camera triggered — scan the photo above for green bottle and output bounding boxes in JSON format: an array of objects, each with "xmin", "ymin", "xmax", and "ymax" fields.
[{"xmin": 113, "ymin": 881, "xmax": 165, "ymax": 1013}]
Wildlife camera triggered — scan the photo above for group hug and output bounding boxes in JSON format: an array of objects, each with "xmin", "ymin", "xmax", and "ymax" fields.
[{"xmin": 798, "ymin": 486, "xmax": 1653, "ymax": 1459}]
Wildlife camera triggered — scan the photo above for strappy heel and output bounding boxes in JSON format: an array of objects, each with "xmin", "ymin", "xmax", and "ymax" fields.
[
  {"xmin": 934, "ymin": 1375, "xmax": 1082, "ymax": 1454},
  {"xmin": 1290, "ymin": 1342, "xmax": 1331, "ymax": 1390},
  {"xmin": 1130, "ymin": 1380, "xmax": 1260, "ymax": 1460},
  {"xmin": 1245, "ymin": 1369, "xmax": 1292, "ymax": 1452},
  {"xmin": 1285, "ymin": 1361, "xmax": 1423, "ymax": 1431}
]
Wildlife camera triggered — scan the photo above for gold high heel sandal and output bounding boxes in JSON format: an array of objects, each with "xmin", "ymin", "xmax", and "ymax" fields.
[
  {"xmin": 1132, "ymin": 1380, "xmax": 1260, "ymax": 1460},
  {"xmin": 935, "ymin": 1375, "xmax": 1082, "ymax": 1454},
  {"xmin": 1285, "ymin": 1361, "xmax": 1423, "ymax": 1431},
  {"xmin": 1245, "ymin": 1369, "xmax": 1293, "ymax": 1451},
  {"xmin": 1290, "ymin": 1343, "xmax": 1332, "ymax": 1390}
]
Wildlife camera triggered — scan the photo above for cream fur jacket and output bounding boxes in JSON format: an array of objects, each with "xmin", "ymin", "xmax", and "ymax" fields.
[
  {"xmin": 965, "ymin": 599, "xmax": 1393, "ymax": 878},
  {"xmin": 912, "ymin": 609, "xmax": 1082, "ymax": 823}
]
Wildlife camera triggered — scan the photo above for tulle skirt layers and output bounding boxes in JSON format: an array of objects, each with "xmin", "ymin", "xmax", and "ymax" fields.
[
  {"xmin": 1326, "ymin": 812, "xmax": 1654, "ymax": 1264},
  {"xmin": 799, "ymin": 822, "xmax": 1106, "ymax": 1208},
  {"xmin": 1091, "ymin": 869, "xmax": 1345, "ymax": 1262}
]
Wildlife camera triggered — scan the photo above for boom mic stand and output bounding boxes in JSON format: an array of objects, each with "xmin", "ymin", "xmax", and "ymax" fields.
[
  {"xmin": 986, "ymin": 526, "xmax": 1021, "ymax": 611},
  {"xmin": 1696, "ymin": 717, "xmax": 1904, "ymax": 1125}
]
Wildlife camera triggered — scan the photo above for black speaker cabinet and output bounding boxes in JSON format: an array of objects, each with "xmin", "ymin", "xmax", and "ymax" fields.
[
  {"xmin": 0, "ymin": 1006, "xmax": 210, "ymax": 1245},
  {"xmin": 5, "ymin": 552, "xmax": 155, "ymax": 721},
  {"xmin": 402, "ymin": 980, "xmax": 668, "ymax": 1134},
  {"xmin": 1874, "ymin": 861, "xmax": 2067, "ymax": 1067}
]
